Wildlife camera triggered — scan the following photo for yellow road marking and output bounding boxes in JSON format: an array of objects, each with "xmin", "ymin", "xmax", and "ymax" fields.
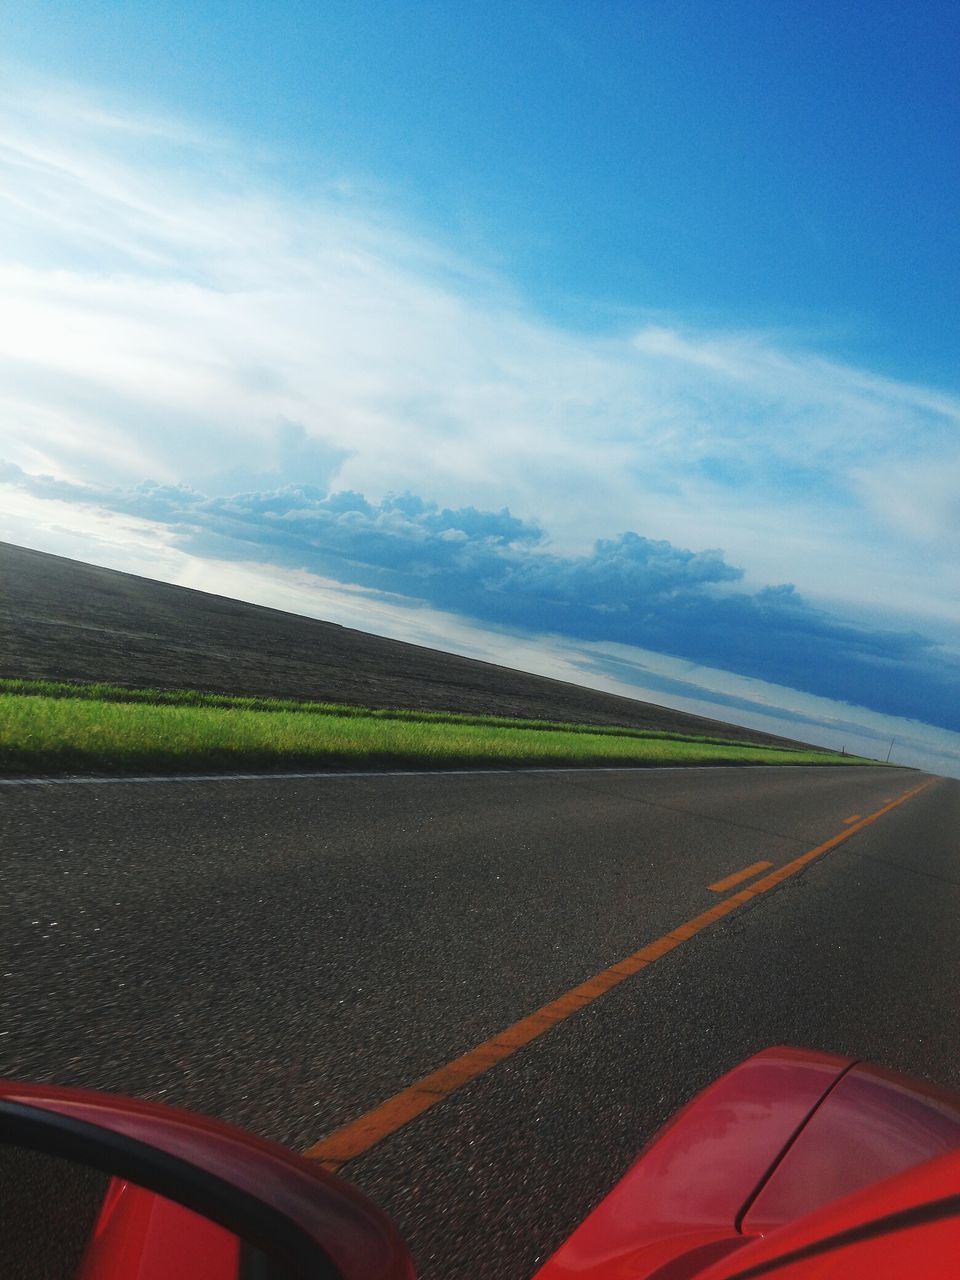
[
  {"xmin": 304, "ymin": 777, "xmax": 938, "ymax": 1171},
  {"xmin": 708, "ymin": 859, "xmax": 773, "ymax": 893},
  {"xmin": 842, "ymin": 814, "xmax": 862, "ymax": 824}
]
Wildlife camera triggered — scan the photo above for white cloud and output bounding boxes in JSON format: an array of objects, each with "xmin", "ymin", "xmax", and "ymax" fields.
[
  {"xmin": 1, "ymin": 71, "xmax": 959, "ymax": 636},
  {"xmin": 852, "ymin": 453, "xmax": 960, "ymax": 544}
]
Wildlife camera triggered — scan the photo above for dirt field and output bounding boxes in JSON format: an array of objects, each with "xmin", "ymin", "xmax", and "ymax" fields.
[{"xmin": 0, "ymin": 541, "xmax": 812, "ymax": 749}]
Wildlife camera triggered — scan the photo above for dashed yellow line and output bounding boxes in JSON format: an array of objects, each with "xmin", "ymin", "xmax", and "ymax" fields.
[
  {"xmin": 304, "ymin": 777, "xmax": 938, "ymax": 1171},
  {"xmin": 708, "ymin": 859, "xmax": 773, "ymax": 893}
]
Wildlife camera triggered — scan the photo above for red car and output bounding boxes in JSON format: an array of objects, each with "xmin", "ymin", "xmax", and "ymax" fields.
[{"xmin": 2, "ymin": 1046, "xmax": 960, "ymax": 1278}]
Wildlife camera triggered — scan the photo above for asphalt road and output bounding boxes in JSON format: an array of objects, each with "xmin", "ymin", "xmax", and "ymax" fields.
[{"xmin": 1, "ymin": 764, "xmax": 958, "ymax": 1279}]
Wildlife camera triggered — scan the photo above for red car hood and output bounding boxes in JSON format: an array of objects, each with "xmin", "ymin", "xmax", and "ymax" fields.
[
  {"xmin": 534, "ymin": 1047, "xmax": 960, "ymax": 1280},
  {"xmin": 740, "ymin": 1057, "xmax": 960, "ymax": 1234},
  {"xmin": 700, "ymin": 1145, "xmax": 960, "ymax": 1280}
]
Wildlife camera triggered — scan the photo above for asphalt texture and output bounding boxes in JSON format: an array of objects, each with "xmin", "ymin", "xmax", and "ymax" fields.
[{"xmin": 1, "ymin": 764, "xmax": 957, "ymax": 1280}]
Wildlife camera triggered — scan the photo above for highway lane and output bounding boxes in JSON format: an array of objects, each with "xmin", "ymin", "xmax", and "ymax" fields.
[{"xmin": 1, "ymin": 764, "xmax": 957, "ymax": 1279}]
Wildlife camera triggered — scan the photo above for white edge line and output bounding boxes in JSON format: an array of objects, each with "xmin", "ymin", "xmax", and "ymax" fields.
[{"xmin": 0, "ymin": 764, "xmax": 868, "ymax": 787}]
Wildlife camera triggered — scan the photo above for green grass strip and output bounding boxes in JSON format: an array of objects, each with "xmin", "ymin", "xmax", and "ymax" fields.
[
  {"xmin": 0, "ymin": 692, "xmax": 870, "ymax": 776},
  {"xmin": 0, "ymin": 677, "xmax": 794, "ymax": 750}
]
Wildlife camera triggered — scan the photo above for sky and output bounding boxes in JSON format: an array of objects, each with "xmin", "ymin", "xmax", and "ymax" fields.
[{"xmin": 2, "ymin": 1, "xmax": 959, "ymax": 775}]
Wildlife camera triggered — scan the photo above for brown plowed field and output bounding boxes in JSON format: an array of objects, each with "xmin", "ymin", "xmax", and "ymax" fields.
[{"xmin": 1, "ymin": 540, "xmax": 812, "ymax": 749}]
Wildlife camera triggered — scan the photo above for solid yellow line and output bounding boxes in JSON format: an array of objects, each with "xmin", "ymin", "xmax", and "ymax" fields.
[
  {"xmin": 304, "ymin": 777, "xmax": 938, "ymax": 1170},
  {"xmin": 708, "ymin": 859, "xmax": 773, "ymax": 893}
]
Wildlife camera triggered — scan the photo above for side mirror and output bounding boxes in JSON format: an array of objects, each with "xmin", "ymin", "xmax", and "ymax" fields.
[{"xmin": 0, "ymin": 1081, "xmax": 414, "ymax": 1280}]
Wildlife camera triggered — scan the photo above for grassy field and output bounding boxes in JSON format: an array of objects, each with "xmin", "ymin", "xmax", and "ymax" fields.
[
  {"xmin": 0, "ymin": 682, "xmax": 871, "ymax": 775},
  {"xmin": 0, "ymin": 677, "xmax": 783, "ymax": 747}
]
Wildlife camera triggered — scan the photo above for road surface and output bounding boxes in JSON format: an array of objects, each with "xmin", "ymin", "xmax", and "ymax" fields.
[{"xmin": 1, "ymin": 764, "xmax": 958, "ymax": 1279}]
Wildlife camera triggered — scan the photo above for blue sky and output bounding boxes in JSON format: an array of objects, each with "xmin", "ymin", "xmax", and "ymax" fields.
[
  {"xmin": 8, "ymin": 0, "xmax": 959, "ymax": 387},
  {"xmin": 2, "ymin": 2, "xmax": 959, "ymax": 774}
]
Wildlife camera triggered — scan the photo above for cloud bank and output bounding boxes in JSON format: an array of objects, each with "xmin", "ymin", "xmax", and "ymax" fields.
[{"xmin": 5, "ymin": 463, "xmax": 957, "ymax": 732}]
